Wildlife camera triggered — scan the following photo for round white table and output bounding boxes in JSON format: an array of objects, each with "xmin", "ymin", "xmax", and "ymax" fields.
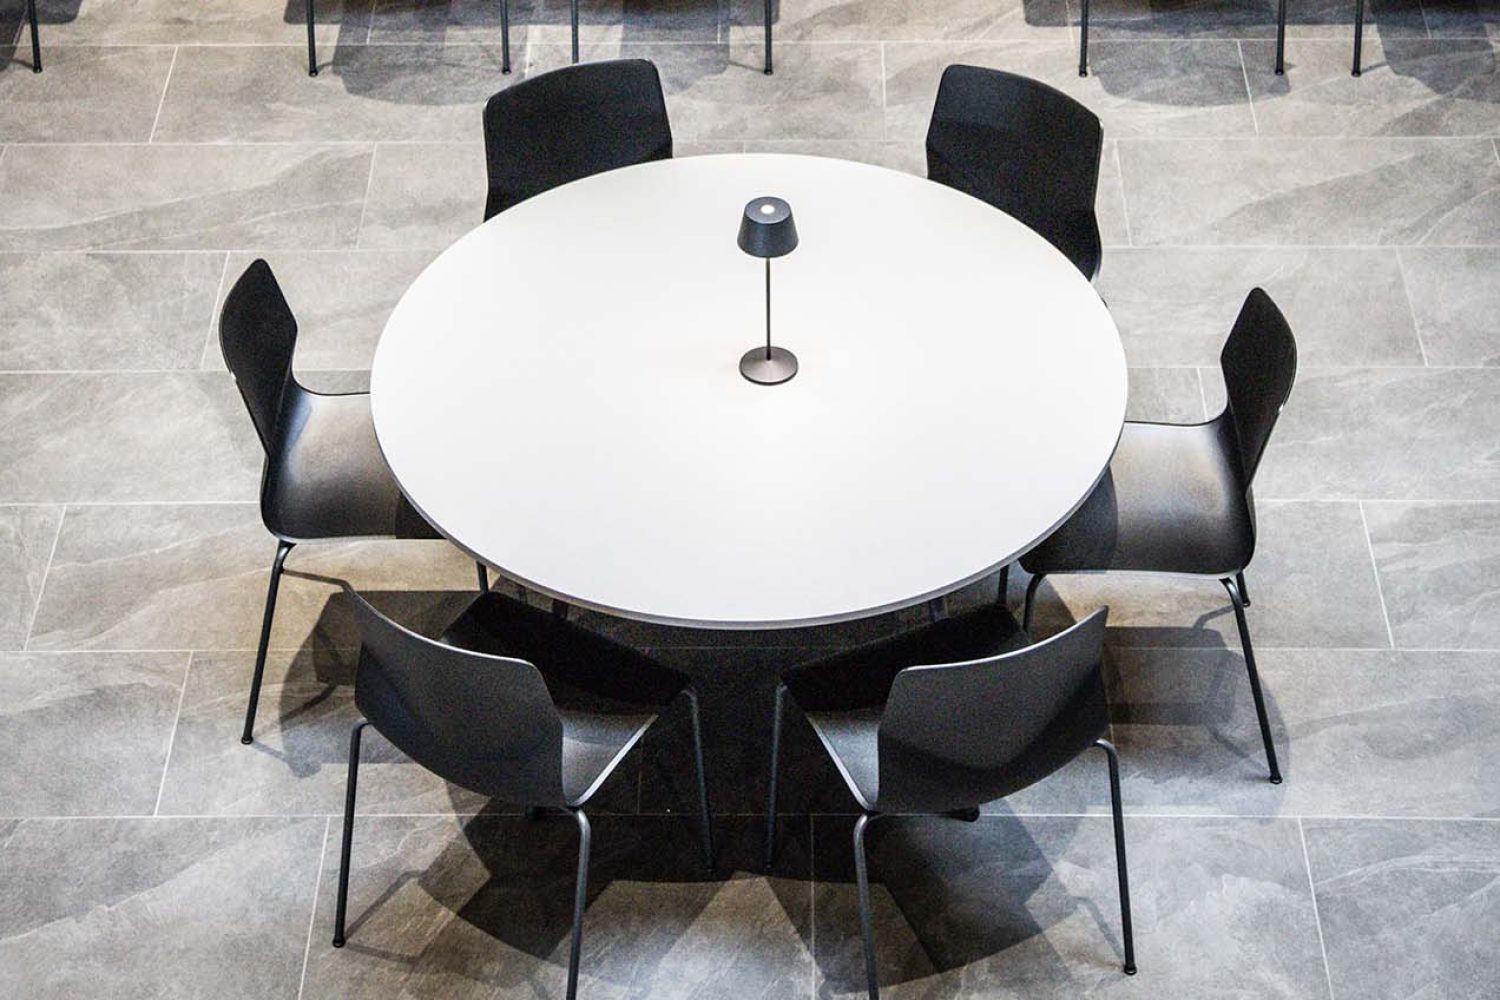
[{"xmin": 372, "ymin": 154, "xmax": 1126, "ymax": 630}]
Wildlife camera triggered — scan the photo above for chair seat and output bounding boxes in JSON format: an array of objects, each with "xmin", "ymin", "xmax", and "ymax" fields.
[
  {"xmin": 1022, "ymin": 418, "xmax": 1254, "ymax": 577},
  {"xmin": 262, "ymin": 392, "xmax": 438, "ymax": 542}
]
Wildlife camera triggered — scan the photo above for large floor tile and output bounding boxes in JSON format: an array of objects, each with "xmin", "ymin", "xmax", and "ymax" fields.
[
  {"xmin": 1097, "ymin": 139, "xmax": 1131, "ymax": 247},
  {"xmin": 0, "ymin": 815, "xmax": 325, "ymax": 999},
  {"xmin": 0, "ymin": 143, "xmax": 372, "ymax": 252},
  {"xmin": 884, "ymin": 40, "xmax": 1256, "ymax": 141},
  {"xmin": 301, "ymin": 813, "xmax": 814, "ymax": 998},
  {"xmin": 1400, "ymin": 246, "xmax": 1500, "ymax": 366},
  {"xmin": 1118, "ymin": 137, "xmax": 1500, "ymax": 246},
  {"xmin": 0, "ymin": 651, "xmax": 187, "ymax": 816},
  {"xmin": 1365, "ymin": 501, "xmax": 1500, "ymax": 650},
  {"xmin": 371, "ymin": 0, "xmax": 724, "ymax": 43},
  {"xmin": 0, "ymin": 45, "xmax": 174, "ymax": 142},
  {"xmin": 725, "ymin": 0, "xmax": 1068, "ymax": 41},
  {"xmin": 1098, "ymin": 248, "xmax": 1424, "ymax": 367},
  {"xmin": 7, "ymin": 0, "xmax": 370, "ymax": 43},
  {"xmin": 0, "ymin": 372, "xmax": 263, "ymax": 503},
  {"xmin": 357, "ymin": 141, "xmax": 486, "ymax": 249},
  {"xmin": 1425, "ymin": 0, "xmax": 1500, "ymax": 40},
  {"xmin": 0, "ymin": 504, "xmax": 61, "ymax": 650},
  {"xmin": 0, "ymin": 252, "xmax": 225, "ymax": 371},
  {"xmin": 812, "ymin": 814, "xmax": 1327, "ymax": 997},
  {"xmin": 1080, "ymin": 0, "xmax": 1426, "ymax": 40},
  {"xmin": 1306, "ymin": 818, "xmax": 1500, "ymax": 1000},
  {"xmin": 1124, "ymin": 366, "xmax": 1207, "ymax": 421},
  {"xmin": 26, "ymin": 502, "xmax": 478, "ymax": 651}
]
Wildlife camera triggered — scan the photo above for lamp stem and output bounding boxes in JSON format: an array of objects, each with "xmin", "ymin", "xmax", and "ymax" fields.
[{"xmin": 764, "ymin": 257, "xmax": 772, "ymax": 360}]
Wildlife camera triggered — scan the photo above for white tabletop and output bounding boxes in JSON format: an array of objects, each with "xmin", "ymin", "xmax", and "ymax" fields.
[{"xmin": 372, "ymin": 154, "xmax": 1126, "ymax": 630}]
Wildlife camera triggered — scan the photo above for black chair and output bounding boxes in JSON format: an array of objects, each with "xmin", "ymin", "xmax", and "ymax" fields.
[
  {"xmin": 18, "ymin": 0, "xmax": 40, "ymax": 72},
  {"xmin": 765, "ymin": 607, "xmax": 1134, "ymax": 998},
  {"xmin": 1077, "ymin": 2, "xmax": 1289, "ymax": 76},
  {"xmin": 1019, "ymin": 288, "xmax": 1297, "ymax": 785},
  {"xmin": 333, "ymin": 590, "xmax": 715, "ymax": 1000},
  {"xmin": 482, "ymin": 59, "xmax": 673, "ymax": 221},
  {"xmin": 1353, "ymin": 0, "xmax": 1368, "ymax": 76},
  {"xmin": 926, "ymin": 65, "xmax": 1104, "ymax": 280},
  {"xmin": 219, "ymin": 260, "xmax": 492, "ymax": 745}
]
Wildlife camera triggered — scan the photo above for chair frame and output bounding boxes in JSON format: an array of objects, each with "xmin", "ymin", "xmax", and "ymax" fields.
[{"xmin": 1077, "ymin": 0, "xmax": 1288, "ymax": 77}]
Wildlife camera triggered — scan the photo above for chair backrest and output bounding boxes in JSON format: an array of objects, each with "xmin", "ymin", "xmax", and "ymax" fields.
[
  {"xmin": 349, "ymin": 591, "xmax": 569, "ymax": 806},
  {"xmin": 925, "ymin": 64, "xmax": 1104, "ymax": 278},
  {"xmin": 482, "ymin": 59, "xmax": 673, "ymax": 220},
  {"xmin": 218, "ymin": 259, "xmax": 300, "ymax": 453},
  {"xmin": 1219, "ymin": 288, "xmax": 1298, "ymax": 489},
  {"xmin": 877, "ymin": 609, "xmax": 1109, "ymax": 813}
]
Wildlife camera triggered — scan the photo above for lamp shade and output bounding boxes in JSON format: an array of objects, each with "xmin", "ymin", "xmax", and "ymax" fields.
[{"xmin": 737, "ymin": 197, "xmax": 798, "ymax": 258}]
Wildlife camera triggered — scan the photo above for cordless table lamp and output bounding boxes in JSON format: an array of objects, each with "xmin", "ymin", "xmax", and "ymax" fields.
[{"xmin": 737, "ymin": 196, "xmax": 799, "ymax": 385}]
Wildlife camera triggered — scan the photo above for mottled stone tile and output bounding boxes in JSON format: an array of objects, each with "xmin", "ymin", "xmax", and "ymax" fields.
[
  {"xmin": 1118, "ymin": 137, "xmax": 1500, "ymax": 246},
  {"xmin": 1097, "ymin": 248, "xmax": 1424, "ymax": 366},
  {"xmin": 0, "ymin": 815, "xmax": 324, "ymax": 999},
  {"xmin": 1241, "ymin": 367, "xmax": 1500, "ymax": 500},
  {"xmin": 1423, "ymin": 0, "xmax": 1500, "ymax": 39},
  {"xmin": 203, "ymin": 250, "xmax": 436, "ymax": 371},
  {"xmin": 0, "ymin": 373, "xmax": 263, "ymax": 503},
  {"xmin": 357, "ymin": 141, "xmax": 486, "ymax": 249},
  {"xmin": 0, "ymin": 505, "xmax": 61, "ymax": 650},
  {"xmin": 1365, "ymin": 501, "xmax": 1500, "ymax": 651},
  {"xmin": 153, "ymin": 43, "xmax": 515, "ymax": 143},
  {"xmin": 1400, "ymin": 246, "xmax": 1500, "ymax": 366},
  {"xmin": 26, "ymin": 502, "xmax": 478, "ymax": 651},
  {"xmin": 1028, "ymin": 500, "xmax": 1391, "ymax": 649},
  {"xmin": 1124, "ymin": 366, "xmax": 1206, "ymax": 421},
  {"xmin": 883, "ymin": 40, "xmax": 1256, "ymax": 141},
  {"xmin": 0, "ymin": 143, "xmax": 372, "ymax": 251},
  {"xmin": 0, "ymin": 651, "xmax": 187, "ymax": 816},
  {"xmin": 725, "ymin": 0, "xmax": 1068, "ymax": 41},
  {"xmin": 1097, "ymin": 139, "xmax": 1131, "ymax": 248},
  {"xmin": 813, "ymin": 814, "xmax": 1326, "ymax": 997},
  {"xmin": 1306, "ymin": 819, "xmax": 1500, "ymax": 1000},
  {"xmin": 371, "ymin": 0, "xmax": 723, "ymax": 42},
  {"xmin": 1245, "ymin": 38, "xmax": 1500, "ymax": 137},
  {"xmin": 1080, "ymin": 0, "xmax": 1426, "ymax": 40},
  {"xmin": 302, "ymin": 813, "xmax": 813, "ymax": 998},
  {"xmin": 0, "ymin": 45, "xmax": 174, "ymax": 142},
  {"xmin": 0, "ymin": 0, "xmax": 370, "ymax": 43},
  {"xmin": 0, "ymin": 252, "xmax": 225, "ymax": 371},
  {"xmin": 742, "ymin": 138, "xmax": 925, "ymax": 173}
]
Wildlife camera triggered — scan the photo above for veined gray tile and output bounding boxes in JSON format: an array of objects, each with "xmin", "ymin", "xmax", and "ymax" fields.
[
  {"xmin": 380, "ymin": 0, "xmax": 723, "ymax": 44},
  {"xmin": 0, "ymin": 372, "xmax": 263, "ymax": 503},
  {"xmin": 0, "ymin": 45, "xmax": 174, "ymax": 143},
  {"xmin": 0, "ymin": 143, "xmax": 372, "ymax": 252},
  {"xmin": 1097, "ymin": 139, "xmax": 1130, "ymax": 247},
  {"xmin": 0, "ymin": 252, "xmax": 224, "ymax": 371},
  {"xmin": 1080, "ymin": 0, "xmax": 1426, "ymax": 40},
  {"xmin": 302, "ymin": 813, "xmax": 814, "ymax": 998},
  {"xmin": 0, "ymin": 651, "xmax": 187, "ymax": 816},
  {"xmin": 0, "ymin": 505, "xmax": 61, "ymax": 650},
  {"xmin": 204, "ymin": 250, "xmax": 437, "ymax": 370},
  {"xmin": 1245, "ymin": 39, "xmax": 1500, "ymax": 137},
  {"xmin": 1125, "ymin": 366, "xmax": 1207, "ymax": 421},
  {"xmin": 724, "ymin": 0, "xmax": 1069, "ymax": 41},
  {"xmin": 26, "ymin": 503, "xmax": 479, "ymax": 651},
  {"xmin": 0, "ymin": 0, "xmax": 369, "ymax": 43},
  {"xmin": 1423, "ymin": 0, "xmax": 1500, "ymax": 40},
  {"xmin": 812, "ymin": 814, "xmax": 1326, "ymax": 997},
  {"xmin": 1241, "ymin": 367, "xmax": 1500, "ymax": 500},
  {"xmin": 153, "ymin": 43, "xmax": 516, "ymax": 144},
  {"xmin": 0, "ymin": 815, "xmax": 324, "ymax": 999},
  {"xmin": 742, "ymin": 139, "xmax": 925, "ymax": 174},
  {"xmin": 1400, "ymin": 246, "xmax": 1500, "ymax": 366},
  {"xmin": 674, "ymin": 139, "xmax": 746, "ymax": 156},
  {"xmin": 1028, "ymin": 499, "xmax": 1391, "ymax": 649},
  {"xmin": 1118, "ymin": 137, "xmax": 1500, "ymax": 246},
  {"xmin": 1365, "ymin": 501, "xmax": 1500, "ymax": 650},
  {"xmin": 357, "ymin": 141, "xmax": 486, "ymax": 249},
  {"xmin": 1097, "ymin": 248, "xmax": 1424, "ymax": 366},
  {"xmin": 1306, "ymin": 819, "xmax": 1500, "ymax": 1000},
  {"xmin": 883, "ymin": 40, "xmax": 1256, "ymax": 142}
]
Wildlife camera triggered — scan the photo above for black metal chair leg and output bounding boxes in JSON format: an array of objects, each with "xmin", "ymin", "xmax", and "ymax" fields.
[
  {"xmin": 852, "ymin": 812, "xmax": 880, "ymax": 1000},
  {"xmin": 566, "ymin": 809, "xmax": 592, "ymax": 1000},
  {"xmin": 1078, "ymin": 0, "xmax": 1090, "ymax": 77},
  {"xmin": 927, "ymin": 596, "xmax": 948, "ymax": 623},
  {"xmin": 1022, "ymin": 572, "xmax": 1046, "ymax": 632},
  {"xmin": 1274, "ymin": 0, "xmax": 1287, "ymax": 75},
  {"xmin": 764, "ymin": 683, "xmax": 786, "ymax": 868},
  {"xmin": 1352, "ymin": 0, "xmax": 1365, "ymax": 76},
  {"xmin": 305, "ymin": 0, "xmax": 318, "ymax": 76},
  {"xmin": 1097, "ymin": 739, "xmax": 1137, "ymax": 975},
  {"xmin": 332, "ymin": 720, "xmax": 368, "ymax": 947},
  {"xmin": 995, "ymin": 563, "xmax": 1010, "ymax": 608},
  {"xmin": 1221, "ymin": 577, "xmax": 1282, "ymax": 784},
  {"xmin": 685, "ymin": 688, "xmax": 715, "ymax": 871},
  {"xmin": 500, "ymin": 0, "xmax": 511, "ymax": 74},
  {"xmin": 476, "ymin": 562, "xmax": 490, "ymax": 593},
  {"xmin": 570, "ymin": 0, "xmax": 580, "ymax": 64},
  {"xmin": 1236, "ymin": 570, "xmax": 1251, "ymax": 607},
  {"xmin": 242, "ymin": 540, "xmax": 294, "ymax": 745},
  {"xmin": 26, "ymin": 0, "xmax": 41, "ymax": 73},
  {"xmin": 764, "ymin": 0, "xmax": 773, "ymax": 74},
  {"xmin": 551, "ymin": 598, "xmax": 570, "ymax": 619}
]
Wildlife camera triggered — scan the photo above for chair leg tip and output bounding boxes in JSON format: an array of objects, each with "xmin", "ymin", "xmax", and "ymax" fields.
[
  {"xmin": 1269, "ymin": 773, "xmax": 1283, "ymax": 785},
  {"xmin": 240, "ymin": 735, "xmax": 253, "ymax": 745},
  {"xmin": 332, "ymin": 937, "xmax": 345, "ymax": 948},
  {"xmin": 1124, "ymin": 964, "xmax": 1137, "ymax": 976}
]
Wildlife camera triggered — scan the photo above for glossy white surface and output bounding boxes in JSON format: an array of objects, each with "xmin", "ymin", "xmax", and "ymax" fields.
[{"xmin": 373, "ymin": 154, "xmax": 1126, "ymax": 629}]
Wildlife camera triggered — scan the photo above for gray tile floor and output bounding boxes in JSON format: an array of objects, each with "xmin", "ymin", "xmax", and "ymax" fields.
[{"xmin": 2, "ymin": 0, "xmax": 1499, "ymax": 996}]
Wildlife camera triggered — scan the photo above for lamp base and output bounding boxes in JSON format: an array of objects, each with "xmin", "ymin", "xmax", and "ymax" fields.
[{"xmin": 739, "ymin": 345, "xmax": 798, "ymax": 385}]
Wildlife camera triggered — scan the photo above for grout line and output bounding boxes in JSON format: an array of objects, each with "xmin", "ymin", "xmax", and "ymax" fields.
[
  {"xmin": 1358, "ymin": 501, "xmax": 1398, "ymax": 650},
  {"xmin": 878, "ymin": 43, "xmax": 888, "ymax": 142},
  {"xmin": 147, "ymin": 46, "xmax": 180, "ymax": 144},
  {"xmin": 1299, "ymin": 818, "xmax": 1338, "ymax": 1000},
  {"xmin": 297, "ymin": 817, "xmax": 333, "ymax": 1000},
  {"xmin": 353, "ymin": 144, "xmax": 381, "ymax": 248},
  {"xmin": 1195, "ymin": 366, "xmax": 1212, "ymax": 420},
  {"xmin": 1237, "ymin": 41, "xmax": 1260, "ymax": 137},
  {"xmin": 197, "ymin": 252, "xmax": 232, "ymax": 370},
  {"xmin": 21, "ymin": 507, "xmax": 66, "ymax": 652},
  {"xmin": 1110, "ymin": 141, "xmax": 1136, "ymax": 248},
  {"xmin": 1392, "ymin": 249, "xmax": 1431, "ymax": 367},
  {"xmin": 150, "ymin": 651, "xmax": 194, "ymax": 817},
  {"xmin": 7, "ymin": 810, "xmax": 1500, "ymax": 822}
]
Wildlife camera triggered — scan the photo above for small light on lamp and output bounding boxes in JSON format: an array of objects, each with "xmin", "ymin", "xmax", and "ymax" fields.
[{"xmin": 737, "ymin": 196, "xmax": 799, "ymax": 385}]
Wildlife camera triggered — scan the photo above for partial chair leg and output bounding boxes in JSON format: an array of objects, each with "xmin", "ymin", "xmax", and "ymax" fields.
[
  {"xmin": 763, "ymin": 0, "xmax": 773, "ymax": 74},
  {"xmin": 242, "ymin": 540, "xmax": 294, "ymax": 745},
  {"xmin": 305, "ymin": 0, "xmax": 318, "ymax": 76},
  {"xmin": 1096, "ymin": 739, "xmax": 1137, "ymax": 975},
  {"xmin": 332, "ymin": 720, "xmax": 369, "ymax": 947},
  {"xmin": 926, "ymin": 596, "xmax": 948, "ymax": 623},
  {"xmin": 764, "ymin": 683, "xmax": 786, "ymax": 868},
  {"xmin": 1221, "ymin": 577, "xmax": 1282, "ymax": 784},
  {"xmin": 476, "ymin": 562, "xmax": 490, "ymax": 593},
  {"xmin": 570, "ymin": 0, "xmax": 580, "ymax": 64},
  {"xmin": 551, "ymin": 598, "xmax": 570, "ymax": 620},
  {"xmin": 500, "ymin": 0, "xmax": 511, "ymax": 74},
  {"xmin": 1078, "ymin": 0, "xmax": 1090, "ymax": 77},
  {"xmin": 1022, "ymin": 572, "xmax": 1046, "ymax": 632},
  {"xmin": 566, "ymin": 809, "xmax": 593, "ymax": 1000},
  {"xmin": 852, "ymin": 813, "xmax": 880, "ymax": 1000},
  {"xmin": 1236, "ymin": 571, "xmax": 1251, "ymax": 607},
  {"xmin": 685, "ymin": 688, "xmax": 715, "ymax": 871},
  {"xmin": 995, "ymin": 563, "xmax": 1010, "ymax": 608},
  {"xmin": 1274, "ymin": 0, "xmax": 1287, "ymax": 75},
  {"xmin": 26, "ymin": 0, "xmax": 40, "ymax": 72},
  {"xmin": 1352, "ymin": 0, "xmax": 1365, "ymax": 76}
]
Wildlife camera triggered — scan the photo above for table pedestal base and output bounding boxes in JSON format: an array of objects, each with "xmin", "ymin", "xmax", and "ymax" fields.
[{"xmin": 739, "ymin": 345, "xmax": 798, "ymax": 385}]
